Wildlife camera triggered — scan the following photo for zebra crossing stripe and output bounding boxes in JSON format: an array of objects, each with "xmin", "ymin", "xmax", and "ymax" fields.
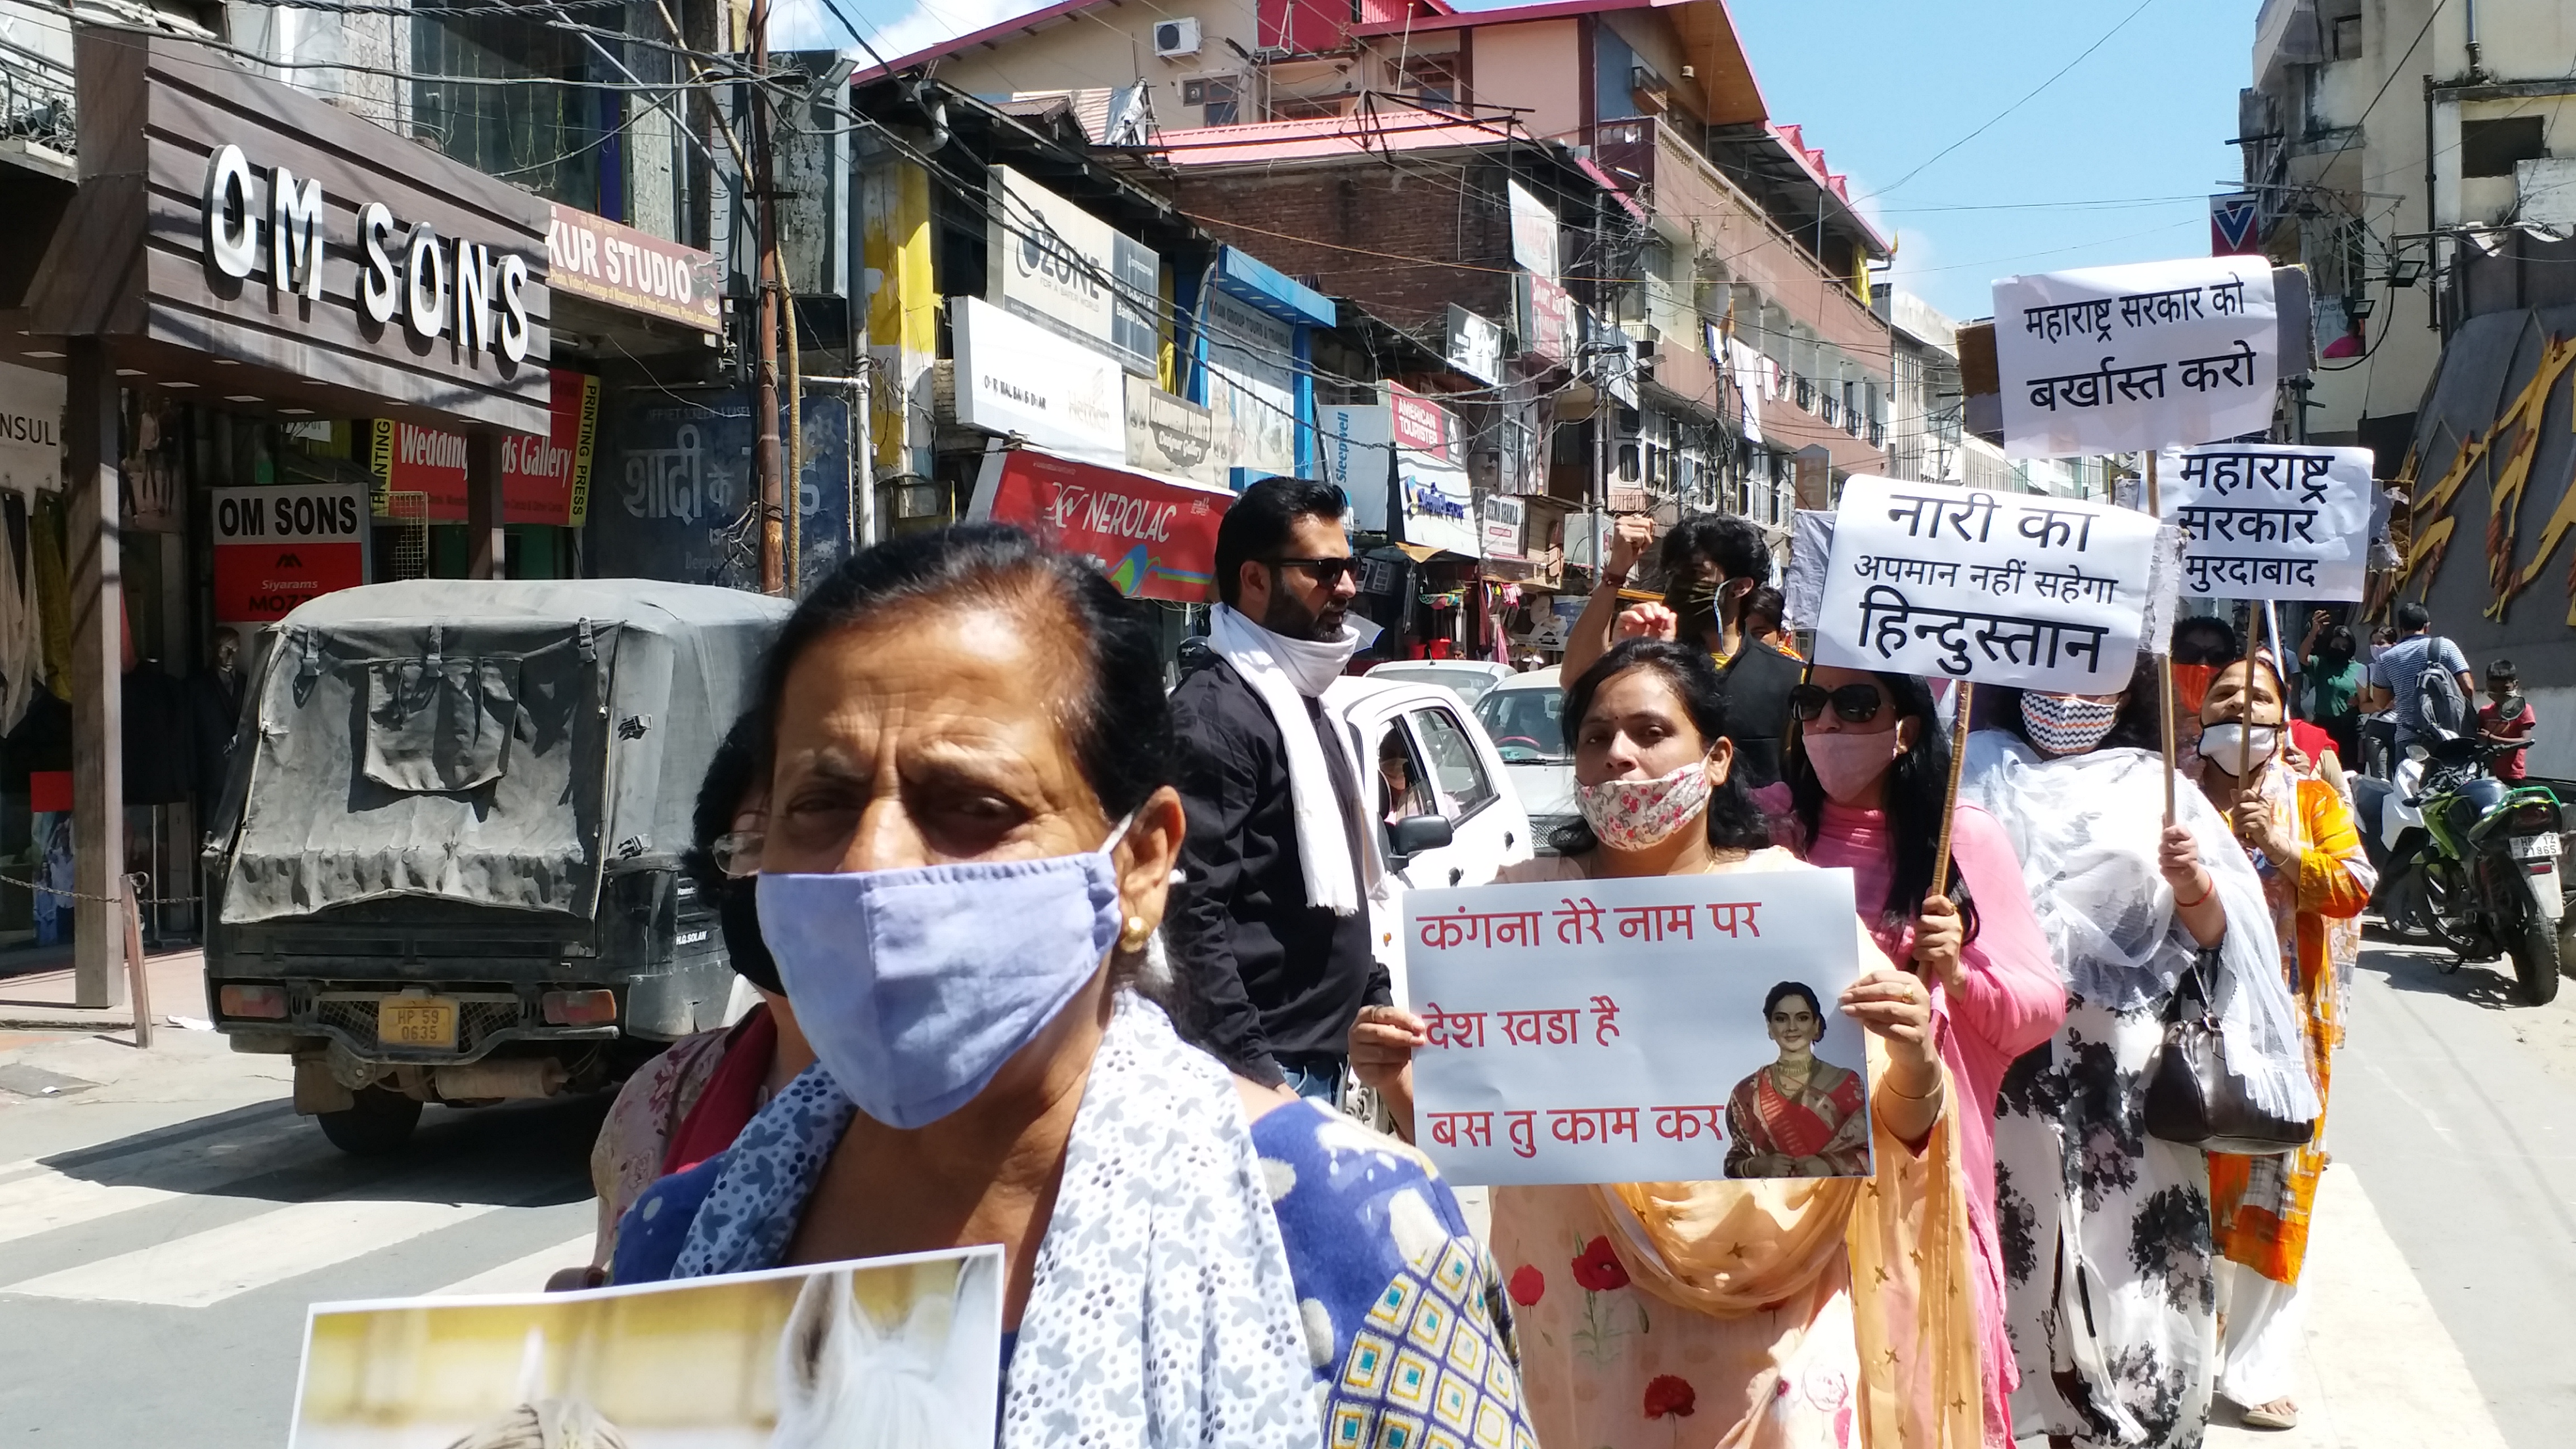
[
  {"xmin": 426, "ymin": 1232, "xmax": 597, "ymax": 1298},
  {"xmin": 0, "ymin": 1168, "xmax": 184, "ymax": 1248},
  {"xmin": 2, "ymin": 1196, "xmax": 503, "ymax": 1307}
]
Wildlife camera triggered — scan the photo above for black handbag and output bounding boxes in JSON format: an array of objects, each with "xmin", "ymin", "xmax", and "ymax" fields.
[{"xmin": 2142, "ymin": 951, "xmax": 2317, "ymax": 1156}]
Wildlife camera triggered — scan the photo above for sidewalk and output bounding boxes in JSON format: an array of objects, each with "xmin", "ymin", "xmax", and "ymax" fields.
[{"xmin": 0, "ymin": 946, "xmax": 207, "ymax": 1035}]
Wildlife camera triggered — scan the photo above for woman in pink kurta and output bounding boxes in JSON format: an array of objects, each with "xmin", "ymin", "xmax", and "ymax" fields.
[{"xmin": 1769, "ymin": 666, "xmax": 2066, "ymax": 1448}]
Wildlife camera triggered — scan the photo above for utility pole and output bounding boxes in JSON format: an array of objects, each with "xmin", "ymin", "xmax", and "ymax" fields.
[{"xmin": 750, "ymin": 0, "xmax": 785, "ymax": 595}]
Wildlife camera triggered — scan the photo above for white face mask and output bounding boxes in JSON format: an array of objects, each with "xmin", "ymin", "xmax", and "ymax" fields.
[{"xmin": 2198, "ymin": 723, "xmax": 2279, "ymax": 772}]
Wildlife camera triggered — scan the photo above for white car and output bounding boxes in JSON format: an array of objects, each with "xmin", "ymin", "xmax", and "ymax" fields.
[
  {"xmin": 1362, "ymin": 659, "xmax": 1514, "ymax": 709},
  {"xmin": 1473, "ymin": 667, "xmax": 1575, "ymax": 855},
  {"xmin": 1324, "ymin": 675, "xmax": 1535, "ymax": 1000}
]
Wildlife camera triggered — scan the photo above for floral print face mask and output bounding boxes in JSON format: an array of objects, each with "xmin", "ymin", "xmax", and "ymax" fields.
[{"xmin": 1576, "ymin": 759, "xmax": 1713, "ymax": 850}]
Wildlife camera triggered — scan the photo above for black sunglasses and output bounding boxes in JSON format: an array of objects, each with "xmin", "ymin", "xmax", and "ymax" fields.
[
  {"xmin": 1788, "ymin": 682, "xmax": 1887, "ymax": 724},
  {"xmin": 1267, "ymin": 556, "xmax": 1360, "ymax": 584}
]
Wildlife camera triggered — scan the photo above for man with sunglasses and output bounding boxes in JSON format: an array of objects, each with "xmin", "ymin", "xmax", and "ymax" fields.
[{"xmin": 1168, "ymin": 477, "xmax": 1386, "ymax": 1104}]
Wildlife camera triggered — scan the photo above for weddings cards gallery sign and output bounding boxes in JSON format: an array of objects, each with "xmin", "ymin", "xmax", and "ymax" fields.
[
  {"xmin": 1404, "ymin": 869, "xmax": 1868, "ymax": 1186},
  {"xmin": 1995, "ymin": 257, "xmax": 2277, "ymax": 458},
  {"xmin": 1813, "ymin": 476, "xmax": 2160, "ymax": 693},
  {"xmin": 2157, "ymin": 443, "xmax": 2372, "ymax": 602}
]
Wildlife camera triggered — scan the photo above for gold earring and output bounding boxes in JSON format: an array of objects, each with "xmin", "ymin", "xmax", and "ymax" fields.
[{"xmin": 1119, "ymin": 914, "xmax": 1150, "ymax": 951}]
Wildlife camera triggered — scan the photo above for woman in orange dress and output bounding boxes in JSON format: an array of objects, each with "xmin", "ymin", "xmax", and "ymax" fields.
[
  {"xmin": 2195, "ymin": 655, "xmax": 2372, "ymax": 1431},
  {"xmin": 1725, "ymin": 982, "xmax": 1873, "ymax": 1178}
]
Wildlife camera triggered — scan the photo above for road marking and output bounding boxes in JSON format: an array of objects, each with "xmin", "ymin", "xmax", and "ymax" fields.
[
  {"xmin": 0, "ymin": 1196, "xmax": 502, "ymax": 1307},
  {"xmin": 0, "ymin": 1168, "xmax": 182, "ymax": 1248},
  {"xmin": 425, "ymin": 1232, "xmax": 596, "ymax": 1299}
]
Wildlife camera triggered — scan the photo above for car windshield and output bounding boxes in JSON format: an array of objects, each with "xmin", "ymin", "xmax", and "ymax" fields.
[{"xmin": 1475, "ymin": 688, "xmax": 1568, "ymax": 763}]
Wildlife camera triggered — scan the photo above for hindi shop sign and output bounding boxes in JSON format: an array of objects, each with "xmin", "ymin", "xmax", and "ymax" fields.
[
  {"xmin": 1993, "ymin": 257, "xmax": 2276, "ymax": 460},
  {"xmin": 210, "ymin": 482, "xmax": 367, "ymax": 626},
  {"xmin": 2158, "ymin": 443, "xmax": 2371, "ymax": 602},
  {"xmin": 1813, "ymin": 476, "xmax": 2159, "ymax": 693},
  {"xmin": 1405, "ymin": 869, "xmax": 1869, "ymax": 1186}
]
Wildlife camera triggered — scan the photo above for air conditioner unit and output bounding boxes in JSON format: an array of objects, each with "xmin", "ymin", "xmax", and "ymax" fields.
[{"xmin": 1154, "ymin": 18, "xmax": 1202, "ymax": 58}]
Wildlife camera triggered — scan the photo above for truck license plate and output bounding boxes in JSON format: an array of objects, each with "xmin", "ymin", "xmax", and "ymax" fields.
[
  {"xmin": 2511, "ymin": 832, "xmax": 2562, "ymax": 861},
  {"xmin": 378, "ymin": 997, "xmax": 458, "ymax": 1049}
]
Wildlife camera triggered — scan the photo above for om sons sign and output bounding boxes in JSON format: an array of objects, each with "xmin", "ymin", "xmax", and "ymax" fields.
[{"xmin": 200, "ymin": 144, "xmax": 536, "ymax": 364}]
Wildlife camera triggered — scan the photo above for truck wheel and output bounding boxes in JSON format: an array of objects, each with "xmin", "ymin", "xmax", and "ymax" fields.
[
  {"xmin": 2511, "ymin": 909, "xmax": 2563, "ymax": 1006},
  {"xmin": 316, "ymin": 1086, "xmax": 423, "ymax": 1155}
]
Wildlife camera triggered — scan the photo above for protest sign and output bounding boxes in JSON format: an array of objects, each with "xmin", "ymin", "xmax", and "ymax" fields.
[
  {"xmin": 2158, "ymin": 443, "xmax": 2371, "ymax": 602},
  {"xmin": 291, "ymin": 1247, "xmax": 1003, "ymax": 1449},
  {"xmin": 1995, "ymin": 257, "xmax": 2276, "ymax": 458},
  {"xmin": 1405, "ymin": 869, "xmax": 1868, "ymax": 1187},
  {"xmin": 1812, "ymin": 476, "xmax": 2160, "ymax": 693}
]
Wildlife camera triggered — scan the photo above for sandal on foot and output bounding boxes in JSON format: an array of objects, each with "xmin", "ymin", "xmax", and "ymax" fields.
[{"xmin": 2239, "ymin": 1400, "xmax": 2298, "ymax": 1430}]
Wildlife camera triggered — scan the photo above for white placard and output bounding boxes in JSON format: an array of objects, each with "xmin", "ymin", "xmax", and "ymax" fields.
[
  {"xmin": 2159, "ymin": 443, "xmax": 2372, "ymax": 602},
  {"xmin": 1406, "ymin": 870, "xmax": 1869, "ymax": 1186},
  {"xmin": 953, "ymin": 296, "xmax": 1126, "ymax": 466},
  {"xmin": 1814, "ymin": 475, "xmax": 2158, "ymax": 692},
  {"xmin": 1398, "ymin": 451, "xmax": 1479, "ymax": 557},
  {"xmin": 1994, "ymin": 257, "xmax": 2276, "ymax": 459}
]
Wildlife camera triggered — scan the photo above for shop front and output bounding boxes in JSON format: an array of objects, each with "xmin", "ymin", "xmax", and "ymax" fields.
[{"xmin": 14, "ymin": 28, "xmax": 554, "ymax": 1001}]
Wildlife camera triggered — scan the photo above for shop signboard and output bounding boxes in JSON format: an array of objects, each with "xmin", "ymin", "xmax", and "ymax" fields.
[
  {"xmin": 0, "ymin": 362, "xmax": 60, "ymax": 496},
  {"xmin": 987, "ymin": 165, "xmax": 1159, "ymax": 375},
  {"xmin": 1391, "ymin": 385, "xmax": 1452, "ymax": 460},
  {"xmin": 969, "ymin": 447, "xmax": 1230, "ymax": 604},
  {"xmin": 209, "ymin": 482, "xmax": 367, "ymax": 627},
  {"xmin": 1206, "ymin": 290, "xmax": 1298, "ymax": 477},
  {"xmin": 1515, "ymin": 272, "xmax": 1575, "ymax": 365},
  {"xmin": 545, "ymin": 203, "xmax": 722, "ymax": 333},
  {"xmin": 29, "ymin": 32, "xmax": 551, "ymax": 434},
  {"xmin": 1446, "ymin": 305, "xmax": 1504, "ymax": 387},
  {"xmin": 954, "ymin": 297, "xmax": 1126, "ymax": 466},
  {"xmin": 364, "ymin": 370, "xmax": 603, "ymax": 525},
  {"xmin": 1391, "ymin": 389, "xmax": 1478, "ymax": 557},
  {"xmin": 1508, "ymin": 180, "xmax": 1561, "ymax": 280},
  {"xmin": 1125, "ymin": 377, "xmax": 1230, "ymax": 489},
  {"xmin": 588, "ymin": 390, "xmax": 850, "ymax": 594},
  {"xmin": 1319, "ymin": 403, "xmax": 1394, "ymax": 533},
  {"xmin": 1480, "ymin": 495, "xmax": 1526, "ymax": 560}
]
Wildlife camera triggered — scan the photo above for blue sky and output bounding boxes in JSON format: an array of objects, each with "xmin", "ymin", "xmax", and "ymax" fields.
[{"xmin": 792, "ymin": 0, "xmax": 2254, "ymax": 323}]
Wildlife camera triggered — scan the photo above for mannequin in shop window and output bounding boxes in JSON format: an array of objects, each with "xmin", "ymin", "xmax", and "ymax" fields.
[{"xmin": 191, "ymin": 628, "xmax": 245, "ymax": 816}]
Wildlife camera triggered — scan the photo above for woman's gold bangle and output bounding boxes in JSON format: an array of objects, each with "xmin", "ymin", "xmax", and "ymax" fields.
[{"xmin": 1881, "ymin": 1071, "xmax": 1944, "ymax": 1101}]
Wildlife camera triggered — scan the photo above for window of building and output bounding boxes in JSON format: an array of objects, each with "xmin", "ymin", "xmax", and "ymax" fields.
[
  {"xmin": 2462, "ymin": 116, "xmax": 2546, "ymax": 179},
  {"xmin": 1273, "ymin": 95, "xmax": 1347, "ymax": 121},
  {"xmin": 2329, "ymin": 12, "xmax": 2361, "ymax": 60},
  {"xmin": 1401, "ymin": 53, "xmax": 1464, "ymax": 108},
  {"xmin": 1182, "ymin": 75, "xmax": 1240, "ymax": 126}
]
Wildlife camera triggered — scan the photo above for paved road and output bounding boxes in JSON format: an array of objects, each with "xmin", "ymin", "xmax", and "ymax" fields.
[
  {"xmin": 3, "ymin": 930, "xmax": 2573, "ymax": 1446},
  {"xmin": 0, "ymin": 1029, "xmax": 604, "ymax": 1445}
]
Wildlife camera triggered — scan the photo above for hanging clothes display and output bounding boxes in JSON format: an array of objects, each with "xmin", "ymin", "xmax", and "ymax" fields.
[
  {"xmin": 31, "ymin": 490, "xmax": 69, "ymax": 703},
  {"xmin": 0, "ymin": 490, "xmax": 41, "ymax": 734}
]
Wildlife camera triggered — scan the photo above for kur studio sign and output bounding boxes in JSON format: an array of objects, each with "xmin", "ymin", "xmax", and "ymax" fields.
[{"xmin": 200, "ymin": 144, "xmax": 535, "ymax": 363}]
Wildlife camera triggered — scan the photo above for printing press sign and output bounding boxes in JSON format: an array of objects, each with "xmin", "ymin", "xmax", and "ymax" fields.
[
  {"xmin": 1813, "ymin": 476, "xmax": 2158, "ymax": 693},
  {"xmin": 2158, "ymin": 444, "xmax": 2371, "ymax": 602},
  {"xmin": 1994, "ymin": 257, "xmax": 2276, "ymax": 459},
  {"xmin": 1405, "ymin": 869, "xmax": 1868, "ymax": 1186}
]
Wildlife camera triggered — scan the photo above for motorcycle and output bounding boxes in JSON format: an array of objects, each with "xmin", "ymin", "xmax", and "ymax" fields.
[{"xmin": 2354, "ymin": 738, "xmax": 2568, "ymax": 1005}]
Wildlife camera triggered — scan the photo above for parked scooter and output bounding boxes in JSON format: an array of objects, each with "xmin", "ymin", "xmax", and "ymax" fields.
[{"xmin": 2354, "ymin": 738, "xmax": 2568, "ymax": 1004}]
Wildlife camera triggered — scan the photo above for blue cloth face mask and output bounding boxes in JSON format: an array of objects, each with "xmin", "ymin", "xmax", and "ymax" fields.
[{"xmin": 756, "ymin": 816, "xmax": 1131, "ymax": 1129}]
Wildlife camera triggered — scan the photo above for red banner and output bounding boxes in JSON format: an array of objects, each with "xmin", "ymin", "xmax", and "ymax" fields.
[
  {"xmin": 978, "ymin": 450, "xmax": 1230, "ymax": 603},
  {"xmin": 210, "ymin": 484, "xmax": 368, "ymax": 624},
  {"xmin": 368, "ymin": 370, "xmax": 602, "ymax": 525}
]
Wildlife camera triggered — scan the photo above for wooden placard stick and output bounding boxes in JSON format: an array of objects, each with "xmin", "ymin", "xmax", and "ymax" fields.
[
  {"xmin": 1930, "ymin": 680, "xmax": 1977, "ymax": 899},
  {"xmin": 2146, "ymin": 451, "xmax": 2178, "ymax": 823}
]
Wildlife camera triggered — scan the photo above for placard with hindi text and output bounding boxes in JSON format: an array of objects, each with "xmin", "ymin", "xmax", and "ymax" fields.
[
  {"xmin": 1404, "ymin": 869, "xmax": 1869, "ymax": 1187},
  {"xmin": 2157, "ymin": 443, "xmax": 2371, "ymax": 602},
  {"xmin": 1994, "ymin": 257, "xmax": 2276, "ymax": 459},
  {"xmin": 1812, "ymin": 476, "xmax": 2159, "ymax": 693}
]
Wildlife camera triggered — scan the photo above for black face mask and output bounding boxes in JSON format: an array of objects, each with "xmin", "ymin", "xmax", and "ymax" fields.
[{"xmin": 1667, "ymin": 579, "xmax": 1725, "ymax": 634}]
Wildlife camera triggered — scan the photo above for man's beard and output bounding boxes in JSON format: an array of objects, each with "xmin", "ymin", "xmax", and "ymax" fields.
[{"xmin": 1261, "ymin": 590, "xmax": 1344, "ymax": 642}]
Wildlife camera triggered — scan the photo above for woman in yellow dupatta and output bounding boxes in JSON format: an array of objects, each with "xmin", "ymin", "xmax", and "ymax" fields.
[{"xmin": 1353, "ymin": 640, "xmax": 1983, "ymax": 1448}]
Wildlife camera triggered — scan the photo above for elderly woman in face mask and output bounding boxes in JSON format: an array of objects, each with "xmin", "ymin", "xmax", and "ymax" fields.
[
  {"xmin": 1962, "ymin": 656, "xmax": 2317, "ymax": 1449},
  {"xmin": 2192, "ymin": 655, "xmax": 2372, "ymax": 1432},
  {"xmin": 608, "ymin": 526, "xmax": 1534, "ymax": 1449}
]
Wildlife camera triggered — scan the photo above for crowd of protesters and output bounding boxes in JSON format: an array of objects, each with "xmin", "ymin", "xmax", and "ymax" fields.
[{"xmin": 527, "ymin": 490, "xmax": 2541, "ymax": 1448}]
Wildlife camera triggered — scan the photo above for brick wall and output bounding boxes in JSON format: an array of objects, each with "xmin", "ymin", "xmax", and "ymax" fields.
[{"xmin": 1164, "ymin": 157, "xmax": 1521, "ymax": 330}]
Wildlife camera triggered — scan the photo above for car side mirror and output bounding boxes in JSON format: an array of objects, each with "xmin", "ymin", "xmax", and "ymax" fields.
[{"xmin": 1388, "ymin": 813, "xmax": 1454, "ymax": 863}]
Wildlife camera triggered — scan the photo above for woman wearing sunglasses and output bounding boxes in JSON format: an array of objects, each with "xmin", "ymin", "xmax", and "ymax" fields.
[
  {"xmin": 1775, "ymin": 667, "xmax": 2063, "ymax": 1448},
  {"xmin": 1961, "ymin": 660, "xmax": 2314, "ymax": 1449}
]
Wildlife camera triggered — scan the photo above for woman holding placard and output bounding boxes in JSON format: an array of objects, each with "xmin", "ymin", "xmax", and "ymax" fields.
[
  {"xmin": 1961, "ymin": 657, "xmax": 2314, "ymax": 1449},
  {"xmin": 2193, "ymin": 655, "xmax": 2371, "ymax": 1432},
  {"xmin": 1353, "ymin": 638, "xmax": 1983, "ymax": 1447},
  {"xmin": 1773, "ymin": 665, "xmax": 2066, "ymax": 1448}
]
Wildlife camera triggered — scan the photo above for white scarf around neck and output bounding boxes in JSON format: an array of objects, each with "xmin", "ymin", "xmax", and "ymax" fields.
[{"xmin": 1207, "ymin": 603, "xmax": 1363, "ymax": 915}]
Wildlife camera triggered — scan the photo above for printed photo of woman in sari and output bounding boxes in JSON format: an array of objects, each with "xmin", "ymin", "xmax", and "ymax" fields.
[{"xmin": 1725, "ymin": 982, "xmax": 1873, "ymax": 1178}]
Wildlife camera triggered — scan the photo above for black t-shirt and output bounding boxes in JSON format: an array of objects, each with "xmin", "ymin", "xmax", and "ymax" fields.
[{"xmin": 1717, "ymin": 640, "xmax": 1803, "ymax": 789}]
